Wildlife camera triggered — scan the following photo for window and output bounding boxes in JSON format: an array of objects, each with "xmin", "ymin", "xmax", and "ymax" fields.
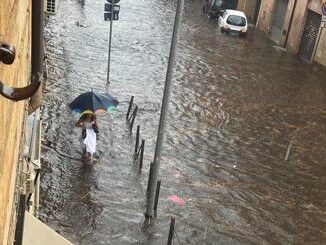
[{"xmin": 227, "ymin": 15, "xmax": 246, "ymax": 26}]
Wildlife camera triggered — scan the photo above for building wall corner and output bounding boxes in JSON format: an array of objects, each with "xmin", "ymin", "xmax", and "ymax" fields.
[{"xmin": 285, "ymin": 0, "xmax": 310, "ymax": 54}]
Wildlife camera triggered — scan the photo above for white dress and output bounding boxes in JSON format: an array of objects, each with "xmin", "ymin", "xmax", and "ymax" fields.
[{"xmin": 82, "ymin": 122, "xmax": 96, "ymax": 155}]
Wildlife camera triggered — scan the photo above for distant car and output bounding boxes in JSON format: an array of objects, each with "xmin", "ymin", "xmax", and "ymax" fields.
[
  {"xmin": 208, "ymin": 0, "xmax": 238, "ymax": 20},
  {"xmin": 218, "ymin": 9, "xmax": 248, "ymax": 36}
]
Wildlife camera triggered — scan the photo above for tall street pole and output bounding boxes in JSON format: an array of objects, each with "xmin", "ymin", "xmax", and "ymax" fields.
[
  {"xmin": 107, "ymin": 15, "xmax": 113, "ymax": 84},
  {"xmin": 145, "ymin": 0, "xmax": 184, "ymax": 220}
]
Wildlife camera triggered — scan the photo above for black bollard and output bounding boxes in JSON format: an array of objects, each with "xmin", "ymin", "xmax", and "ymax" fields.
[
  {"xmin": 139, "ymin": 139, "xmax": 145, "ymax": 171},
  {"xmin": 130, "ymin": 106, "xmax": 138, "ymax": 131},
  {"xmin": 167, "ymin": 217, "xmax": 175, "ymax": 245},
  {"xmin": 126, "ymin": 96, "xmax": 134, "ymax": 119},
  {"xmin": 134, "ymin": 125, "xmax": 140, "ymax": 158}
]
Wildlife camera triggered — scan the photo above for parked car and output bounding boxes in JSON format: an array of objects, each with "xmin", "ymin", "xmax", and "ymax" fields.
[
  {"xmin": 208, "ymin": 0, "xmax": 237, "ymax": 20},
  {"xmin": 218, "ymin": 9, "xmax": 248, "ymax": 36}
]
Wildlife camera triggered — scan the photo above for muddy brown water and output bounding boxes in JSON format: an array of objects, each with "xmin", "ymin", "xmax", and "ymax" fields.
[{"xmin": 40, "ymin": 0, "xmax": 326, "ymax": 244}]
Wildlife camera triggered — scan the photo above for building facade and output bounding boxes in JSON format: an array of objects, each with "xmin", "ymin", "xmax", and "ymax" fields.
[
  {"xmin": 237, "ymin": 0, "xmax": 262, "ymax": 24},
  {"xmin": 256, "ymin": 0, "xmax": 326, "ymax": 67},
  {"xmin": 0, "ymin": 0, "xmax": 72, "ymax": 244},
  {"xmin": 0, "ymin": 0, "xmax": 32, "ymax": 243}
]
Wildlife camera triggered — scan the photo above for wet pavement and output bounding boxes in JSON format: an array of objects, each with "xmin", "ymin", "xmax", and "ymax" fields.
[{"xmin": 40, "ymin": 0, "xmax": 326, "ymax": 244}]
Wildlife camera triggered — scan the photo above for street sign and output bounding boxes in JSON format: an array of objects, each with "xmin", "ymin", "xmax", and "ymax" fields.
[
  {"xmin": 322, "ymin": 16, "xmax": 326, "ymax": 28},
  {"xmin": 104, "ymin": 4, "xmax": 120, "ymax": 12},
  {"xmin": 322, "ymin": 2, "xmax": 326, "ymax": 16},
  {"xmin": 104, "ymin": 0, "xmax": 121, "ymax": 83},
  {"xmin": 104, "ymin": 0, "xmax": 120, "ymax": 22},
  {"xmin": 104, "ymin": 12, "xmax": 119, "ymax": 21}
]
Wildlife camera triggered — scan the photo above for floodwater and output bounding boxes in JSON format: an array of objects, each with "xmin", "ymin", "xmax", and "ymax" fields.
[{"xmin": 40, "ymin": 0, "xmax": 326, "ymax": 244}]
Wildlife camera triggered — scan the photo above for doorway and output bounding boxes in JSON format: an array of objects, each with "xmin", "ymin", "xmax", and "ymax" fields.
[{"xmin": 270, "ymin": 0, "xmax": 289, "ymax": 43}]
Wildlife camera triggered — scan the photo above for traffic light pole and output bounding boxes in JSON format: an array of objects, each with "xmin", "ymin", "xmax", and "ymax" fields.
[
  {"xmin": 107, "ymin": 16, "xmax": 113, "ymax": 84},
  {"xmin": 145, "ymin": 0, "xmax": 184, "ymax": 221}
]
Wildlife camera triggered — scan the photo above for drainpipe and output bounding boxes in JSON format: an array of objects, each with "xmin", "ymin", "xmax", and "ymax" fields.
[
  {"xmin": 28, "ymin": 0, "xmax": 44, "ymax": 114},
  {"xmin": 283, "ymin": 0, "xmax": 297, "ymax": 49}
]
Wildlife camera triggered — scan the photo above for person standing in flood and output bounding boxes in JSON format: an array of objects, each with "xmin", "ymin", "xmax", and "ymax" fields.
[{"xmin": 75, "ymin": 113, "xmax": 99, "ymax": 161}]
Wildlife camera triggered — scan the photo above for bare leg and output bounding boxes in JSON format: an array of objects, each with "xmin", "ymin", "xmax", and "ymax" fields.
[
  {"xmin": 86, "ymin": 153, "xmax": 92, "ymax": 161},
  {"xmin": 87, "ymin": 152, "xmax": 95, "ymax": 162}
]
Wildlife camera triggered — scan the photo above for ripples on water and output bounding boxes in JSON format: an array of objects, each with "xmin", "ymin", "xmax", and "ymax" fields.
[{"xmin": 40, "ymin": 0, "xmax": 326, "ymax": 244}]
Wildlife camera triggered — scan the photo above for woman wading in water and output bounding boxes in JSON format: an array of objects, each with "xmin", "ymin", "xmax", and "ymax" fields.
[{"xmin": 75, "ymin": 113, "xmax": 99, "ymax": 161}]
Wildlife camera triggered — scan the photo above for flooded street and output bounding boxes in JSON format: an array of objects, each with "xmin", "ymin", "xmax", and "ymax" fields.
[{"xmin": 40, "ymin": 0, "xmax": 326, "ymax": 244}]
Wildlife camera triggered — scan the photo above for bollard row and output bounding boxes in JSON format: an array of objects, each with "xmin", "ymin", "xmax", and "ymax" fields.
[
  {"xmin": 126, "ymin": 96, "xmax": 163, "ymax": 219},
  {"xmin": 126, "ymin": 96, "xmax": 138, "ymax": 131},
  {"xmin": 133, "ymin": 126, "xmax": 145, "ymax": 170}
]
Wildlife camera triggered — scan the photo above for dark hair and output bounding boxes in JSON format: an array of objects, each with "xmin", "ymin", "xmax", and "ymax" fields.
[{"xmin": 82, "ymin": 113, "xmax": 96, "ymax": 120}]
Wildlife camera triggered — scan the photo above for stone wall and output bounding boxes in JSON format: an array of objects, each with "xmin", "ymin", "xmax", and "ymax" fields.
[
  {"xmin": 256, "ymin": 0, "xmax": 276, "ymax": 33},
  {"xmin": 285, "ymin": 0, "xmax": 310, "ymax": 52},
  {"xmin": 315, "ymin": 28, "xmax": 326, "ymax": 66},
  {"xmin": 286, "ymin": 0, "xmax": 326, "ymax": 66},
  {"xmin": 313, "ymin": 0, "xmax": 326, "ymax": 66},
  {"xmin": 237, "ymin": 0, "xmax": 260, "ymax": 23},
  {"xmin": 0, "ymin": 0, "xmax": 31, "ymax": 244},
  {"xmin": 257, "ymin": 0, "xmax": 326, "ymax": 62}
]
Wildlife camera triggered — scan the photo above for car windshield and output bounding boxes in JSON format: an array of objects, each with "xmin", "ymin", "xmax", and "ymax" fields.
[
  {"xmin": 212, "ymin": 0, "xmax": 223, "ymax": 7},
  {"xmin": 227, "ymin": 15, "xmax": 246, "ymax": 26}
]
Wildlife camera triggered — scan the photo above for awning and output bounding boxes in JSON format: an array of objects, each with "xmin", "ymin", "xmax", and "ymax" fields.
[{"xmin": 23, "ymin": 211, "xmax": 73, "ymax": 245}]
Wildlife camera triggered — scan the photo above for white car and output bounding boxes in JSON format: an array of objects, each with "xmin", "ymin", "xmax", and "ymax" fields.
[{"xmin": 218, "ymin": 9, "xmax": 248, "ymax": 36}]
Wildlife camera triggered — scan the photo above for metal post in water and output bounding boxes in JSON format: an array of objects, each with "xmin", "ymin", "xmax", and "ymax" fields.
[
  {"xmin": 130, "ymin": 106, "xmax": 138, "ymax": 131},
  {"xmin": 145, "ymin": 0, "xmax": 184, "ymax": 220},
  {"xmin": 153, "ymin": 180, "xmax": 161, "ymax": 217},
  {"xmin": 167, "ymin": 217, "xmax": 175, "ymax": 245},
  {"xmin": 139, "ymin": 139, "xmax": 145, "ymax": 170},
  {"xmin": 107, "ymin": 17, "xmax": 113, "ymax": 84},
  {"xmin": 126, "ymin": 96, "xmax": 134, "ymax": 119},
  {"xmin": 134, "ymin": 125, "xmax": 140, "ymax": 158}
]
